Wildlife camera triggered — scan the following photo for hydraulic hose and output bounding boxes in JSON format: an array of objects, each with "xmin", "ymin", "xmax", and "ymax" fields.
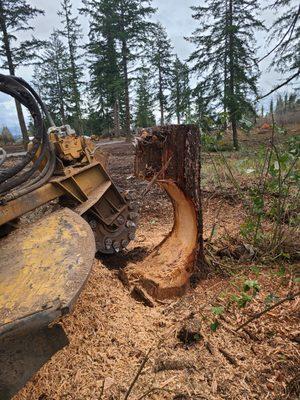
[{"xmin": 0, "ymin": 74, "xmax": 56, "ymax": 199}]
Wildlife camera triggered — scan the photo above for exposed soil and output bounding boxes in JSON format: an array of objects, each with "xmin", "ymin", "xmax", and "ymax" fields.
[{"xmin": 13, "ymin": 141, "xmax": 300, "ymax": 400}]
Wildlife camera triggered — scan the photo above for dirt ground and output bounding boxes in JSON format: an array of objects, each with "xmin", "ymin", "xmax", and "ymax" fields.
[{"xmin": 14, "ymin": 140, "xmax": 300, "ymax": 400}]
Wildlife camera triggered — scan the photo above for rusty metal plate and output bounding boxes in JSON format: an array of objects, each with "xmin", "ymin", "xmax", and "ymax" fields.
[{"xmin": 0, "ymin": 208, "xmax": 96, "ymax": 338}]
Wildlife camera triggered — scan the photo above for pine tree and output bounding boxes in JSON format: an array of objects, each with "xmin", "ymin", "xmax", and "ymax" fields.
[
  {"xmin": 0, "ymin": 126, "xmax": 14, "ymax": 144},
  {"xmin": 58, "ymin": 0, "xmax": 83, "ymax": 134},
  {"xmin": 150, "ymin": 23, "xmax": 173, "ymax": 125},
  {"xmin": 33, "ymin": 31, "xmax": 71, "ymax": 126},
  {"xmin": 114, "ymin": 0, "xmax": 156, "ymax": 137},
  {"xmin": 187, "ymin": 0, "xmax": 264, "ymax": 149},
  {"xmin": 81, "ymin": 0, "xmax": 124, "ymax": 135},
  {"xmin": 270, "ymin": 98, "xmax": 274, "ymax": 115},
  {"xmin": 169, "ymin": 56, "xmax": 191, "ymax": 124},
  {"xmin": 134, "ymin": 66, "xmax": 156, "ymax": 128},
  {"xmin": 0, "ymin": 0, "xmax": 45, "ymax": 144},
  {"xmin": 194, "ymin": 91, "xmax": 213, "ymax": 131},
  {"xmin": 82, "ymin": 0, "xmax": 155, "ymax": 137}
]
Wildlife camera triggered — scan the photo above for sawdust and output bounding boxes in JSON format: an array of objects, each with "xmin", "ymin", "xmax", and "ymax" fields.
[{"xmin": 14, "ymin": 142, "xmax": 300, "ymax": 400}]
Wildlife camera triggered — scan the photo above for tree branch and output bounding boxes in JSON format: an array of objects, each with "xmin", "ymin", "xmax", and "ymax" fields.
[
  {"xmin": 258, "ymin": 70, "xmax": 300, "ymax": 100},
  {"xmin": 258, "ymin": 5, "xmax": 300, "ymax": 63},
  {"xmin": 236, "ymin": 291, "xmax": 300, "ymax": 332}
]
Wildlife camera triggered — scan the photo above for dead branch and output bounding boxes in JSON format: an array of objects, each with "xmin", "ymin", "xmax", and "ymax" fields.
[
  {"xmin": 219, "ymin": 348, "xmax": 238, "ymax": 366},
  {"xmin": 139, "ymin": 155, "xmax": 173, "ymax": 198},
  {"xmin": 124, "ymin": 348, "xmax": 152, "ymax": 400},
  {"xmin": 99, "ymin": 378, "xmax": 105, "ymax": 399},
  {"xmin": 137, "ymin": 387, "xmax": 173, "ymax": 400},
  {"xmin": 258, "ymin": 70, "xmax": 300, "ymax": 100},
  {"xmin": 236, "ymin": 291, "xmax": 300, "ymax": 332}
]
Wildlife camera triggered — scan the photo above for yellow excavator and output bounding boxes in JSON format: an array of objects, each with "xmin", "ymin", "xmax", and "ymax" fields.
[{"xmin": 0, "ymin": 75, "xmax": 138, "ymax": 399}]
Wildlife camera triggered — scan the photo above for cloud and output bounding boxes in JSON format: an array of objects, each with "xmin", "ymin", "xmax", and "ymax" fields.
[{"xmin": 0, "ymin": 0, "xmax": 298, "ymax": 130}]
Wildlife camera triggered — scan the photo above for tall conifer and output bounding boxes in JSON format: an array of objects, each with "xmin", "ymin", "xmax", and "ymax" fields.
[
  {"xmin": 0, "ymin": 0, "xmax": 45, "ymax": 144},
  {"xmin": 187, "ymin": 0, "xmax": 264, "ymax": 148},
  {"xmin": 151, "ymin": 23, "xmax": 173, "ymax": 125},
  {"xmin": 169, "ymin": 56, "xmax": 191, "ymax": 124},
  {"xmin": 58, "ymin": 0, "xmax": 83, "ymax": 133}
]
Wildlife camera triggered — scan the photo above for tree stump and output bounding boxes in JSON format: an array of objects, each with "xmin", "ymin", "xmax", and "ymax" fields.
[{"xmin": 125, "ymin": 125, "xmax": 205, "ymax": 300}]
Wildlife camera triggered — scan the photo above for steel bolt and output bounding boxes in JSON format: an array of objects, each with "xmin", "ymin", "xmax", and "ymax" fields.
[
  {"xmin": 126, "ymin": 221, "xmax": 136, "ymax": 228},
  {"xmin": 89, "ymin": 220, "xmax": 97, "ymax": 230},
  {"xmin": 117, "ymin": 216, "xmax": 125, "ymax": 225},
  {"xmin": 128, "ymin": 232, "xmax": 136, "ymax": 241},
  {"xmin": 105, "ymin": 238, "xmax": 113, "ymax": 249},
  {"xmin": 129, "ymin": 212, "xmax": 138, "ymax": 220},
  {"xmin": 113, "ymin": 241, "xmax": 120, "ymax": 253},
  {"xmin": 124, "ymin": 192, "xmax": 131, "ymax": 200}
]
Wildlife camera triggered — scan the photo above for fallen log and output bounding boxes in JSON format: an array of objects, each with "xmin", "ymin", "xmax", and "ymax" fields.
[{"xmin": 124, "ymin": 125, "xmax": 206, "ymax": 300}]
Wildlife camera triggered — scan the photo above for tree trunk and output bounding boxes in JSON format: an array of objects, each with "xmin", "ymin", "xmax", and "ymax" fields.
[
  {"xmin": 113, "ymin": 98, "xmax": 120, "ymax": 137},
  {"xmin": 223, "ymin": 0, "xmax": 229, "ymax": 132},
  {"xmin": 14, "ymin": 100, "xmax": 28, "ymax": 145},
  {"xmin": 175, "ymin": 70, "xmax": 180, "ymax": 124},
  {"xmin": 158, "ymin": 64, "xmax": 164, "ymax": 125},
  {"xmin": 64, "ymin": 4, "xmax": 83, "ymax": 135},
  {"xmin": 121, "ymin": 40, "xmax": 131, "ymax": 139},
  {"xmin": 228, "ymin": 0, "xmax": 239, "ymax": 150},
  {"xmin": 124, "ymin": 124, "xmax": 207, "ymax": 300},
  {"xmin": 0, "ymin": 1, "xmax": 28, "ymax": 146},
  {"xmin": 56, "ymin": 62, "xmax": 66, "ymax": 125}
]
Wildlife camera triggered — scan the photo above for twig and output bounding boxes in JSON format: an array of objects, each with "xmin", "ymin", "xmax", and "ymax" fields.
[
  {"xmin": 258, "ymin": 5, "xmax": 300, "ymax": 63},
  {"xmin": 137, "ymin": 387, "xmax": 172, "ymax": 400},
  {"xmin": 217, "ymin": 150, "xmax": 244, "ymax": 200},
  {"xmin": 235, "ymin": 291, "xmax": 300, "ymax": 332},
  {"xmin": 208, "ymin": 201, "xmax": 223, "ymax": 243},
  {"xmin": 207, "ymin": 152, "xmax": 223, "ymax": 188},
  {"xmin": 99, "ymin": 378, "xmax": 105, "ymax": 400},
  {"xmin": 124, "ymin": 348, "xmax": 152, "ymax": 400},
  {"xmin": 139, "ymin": 156, "xmax": 173, "ymax": 198},
  {"xmin": 258, "ymin": 69, "xmax": 300, "ymax": 100}
]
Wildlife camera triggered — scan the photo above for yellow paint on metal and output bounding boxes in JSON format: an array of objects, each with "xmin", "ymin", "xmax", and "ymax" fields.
[{"xmin": 0, "ymin": 209, "xmax": 95, "ymax": 331}]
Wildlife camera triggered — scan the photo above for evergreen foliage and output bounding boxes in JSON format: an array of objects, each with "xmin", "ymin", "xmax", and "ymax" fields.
[
  {"xmin": 0, "ymin": 126, "xmax": 14, "ymax": 144},
  {"xmin": 187, "ymin": 0, "xmax": 265, "ymax": 148},
  {"xmin": 81, "ymin": 0, "xmax": 155, "ymax": 137},
  {"xmin": 134, "ymin": 65, "xmax": 156, "ymax": 128},
  {"xmin": 150, "ymin": 23, "xmax": 173, "ymax": 125},
  {"xmin": 33, "ymin": 31, "xmax": 71, "ymax": 126},
  {"xmin": 269, "ymin": 1, "xmax": 300, "ymax": 78},
  {"xmin": 58, "ymin": 0, "xmax": 83, "ymax": 133},
  {"xmin": 168, "ymin": 56, "xmax": 191, "ymax": 124},
  {"xmin": 81, "ymin": 0, "xmax": 124, "ymax": 135}
]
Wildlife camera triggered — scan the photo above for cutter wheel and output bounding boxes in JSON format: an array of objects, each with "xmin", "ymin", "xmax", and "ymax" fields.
[{"xmin": 85, "ymin": 193, "xmax": 139, "ymax": 254}]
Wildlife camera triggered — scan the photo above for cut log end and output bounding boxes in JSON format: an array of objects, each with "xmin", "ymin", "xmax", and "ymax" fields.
[{"xmin": 125, "ymin": 125, "xmax": 206, "ymax": 300}]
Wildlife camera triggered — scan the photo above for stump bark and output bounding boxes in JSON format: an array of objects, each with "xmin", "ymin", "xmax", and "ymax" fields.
[{"xmin": 125, "ymin": 125, "xmax": 206, "ymax": 300}]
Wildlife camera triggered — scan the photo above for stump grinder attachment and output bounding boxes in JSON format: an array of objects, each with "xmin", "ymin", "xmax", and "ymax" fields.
[{"xmin": 0, "ymin": 75, "xmax": 138, "ymax": 399}]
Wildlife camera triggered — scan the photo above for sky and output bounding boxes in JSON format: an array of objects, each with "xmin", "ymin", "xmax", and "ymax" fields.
[{"xmin": 0, "ymin": 0, "xmax": 298, "ymax": 135}]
